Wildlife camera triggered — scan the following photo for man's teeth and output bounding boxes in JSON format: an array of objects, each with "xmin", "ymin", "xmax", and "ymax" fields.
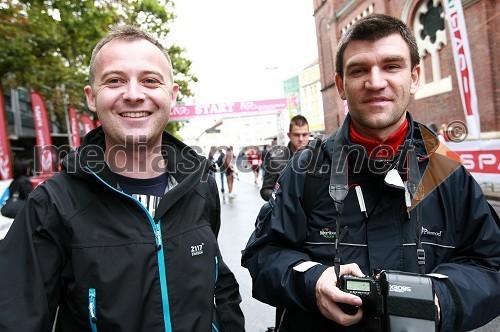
[{"xmin": 121, "ymin": 112, "xmax": 149, "ymax": 118}]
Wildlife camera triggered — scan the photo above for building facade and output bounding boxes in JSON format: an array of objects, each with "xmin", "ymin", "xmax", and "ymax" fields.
[
  {"xmin": 312, "ymin": 0, "xmax": 499, "ymax": 138},
  {"xmin": 298, "ymin": 60, "xmax": 325, "ymax": 135}
]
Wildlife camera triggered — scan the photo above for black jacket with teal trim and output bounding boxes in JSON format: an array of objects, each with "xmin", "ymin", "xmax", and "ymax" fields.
[
  {"xmin": 242, "ymin": 113, "xmax": 500, "ymax": 332},
  {"xmin": 0, "ymin": 127, "xmax": 245, "ymax": 331}
]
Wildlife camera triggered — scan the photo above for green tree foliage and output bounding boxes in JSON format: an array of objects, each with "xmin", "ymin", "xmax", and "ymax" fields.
[{"xmin": 0, "ymin": 0, "xmax": 196, "ymax": 135}]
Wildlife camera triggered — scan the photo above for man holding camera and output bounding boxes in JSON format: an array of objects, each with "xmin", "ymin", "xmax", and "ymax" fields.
[{"xmin": 242, "ymin": 14, "xmax": 500, "ymax": 331}]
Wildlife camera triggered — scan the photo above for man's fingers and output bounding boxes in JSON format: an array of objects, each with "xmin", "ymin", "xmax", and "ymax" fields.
[
  {"xmin": 318, "ymin": 293, "xmax": 364, "ymax": 326},
  {"xmin": 334, "ymin": 286, "xmax": 363, "ymax": 307},
  {"xmin": 339, "ymin": 263, "xmax": 365, "ymax": 278}
]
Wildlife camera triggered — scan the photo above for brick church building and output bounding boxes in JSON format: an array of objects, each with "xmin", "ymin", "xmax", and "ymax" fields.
[{"xmin": 312, "ymin": 0, "xmax": 499, "ymax": 138}]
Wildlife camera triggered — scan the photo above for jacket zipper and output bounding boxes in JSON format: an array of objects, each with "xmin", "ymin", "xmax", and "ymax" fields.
[
  {"xmin": 86, "ymin": 168, "xmax": 173, "ymax": 332},
  {"xmin": 212, "ymin": 255, "xmax": 220, "ymax": 332},
  {"xmin": 214, "ymin": 255, "xmax": 219, "ymax": 283},
  {"xmin": 88, "ymin": 288, "xmax": 98, "ymax": 332}
]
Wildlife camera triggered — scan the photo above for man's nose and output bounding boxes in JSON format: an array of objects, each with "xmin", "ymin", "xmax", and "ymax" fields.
[
  {"xmin": 365, "ymin": 68, "xmax": 388, "ymax": 90},
  {"xmin": 122, "ymin": 81, "xmax": 145, "ymax": 102}
]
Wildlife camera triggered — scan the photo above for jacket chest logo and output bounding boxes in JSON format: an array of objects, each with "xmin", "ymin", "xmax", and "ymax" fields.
[
  {"xmin": 421, "ymin": 227, "xmax": 443, "ymax": 237},
  {"xmin": 319, "ymin": 228, "xmax": 336, "ymax": 240},
  {"xmin": 191, "ymin": 243, "xmax": 204, "ymax": 256}
]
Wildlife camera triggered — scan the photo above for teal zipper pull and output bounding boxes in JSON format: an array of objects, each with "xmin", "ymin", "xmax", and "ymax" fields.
[
  {"xmin": 214, "ymin": 256, "xmax": 219, "ymax": 283},
  {"xmin": 88, "ymin": 288, "xmax": 98, "ymax": 332},
  {"xmin": 154, "ymin": 223, "xmax": 162, "ymax": 251}
]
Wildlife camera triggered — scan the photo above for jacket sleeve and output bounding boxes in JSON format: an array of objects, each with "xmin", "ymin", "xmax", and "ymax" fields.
[
  {"xmin": 243, "ymin": 153, "xmax": 329, "ymax": 311},
  {"xmin": 260, "ymin": 171, "xmax": 279, "ymax": 201},
  {"xmin": 214, "ymin": 254, "xmax": 245, "ymax": 331},
  {"xmin": 208, "ymin": 175, "xmax": 245, "ymax": 331},
  {"xmin": 430, "ymin": 166, "xmax": 500, "ymax": 332},
  {"xmin": 260, "ymin": 148, "xmax": 292, "ymax": 201},
  {"xmin": 0, "ymin": 186, "xmax": 67, "ymax": 331}
]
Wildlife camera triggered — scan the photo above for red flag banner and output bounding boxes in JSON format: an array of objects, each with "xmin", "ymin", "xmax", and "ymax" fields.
[
  {"xmin": 80, "ymin": 114, "xmax": 96, "ymax": 134},
  {"xmin": 444, "ymin": 0, "xmax": 480, "ymax": 138},
  {"xmin": 30, "ymin": 91, "xmax": 55, "ymax": 175},
  {"xmin": 68, "ymin": 105, "xmax": 81, "ymax": 148},
  {"xmin": 0, "ymin": 89, "xmax": 12, "ymax": 180}
]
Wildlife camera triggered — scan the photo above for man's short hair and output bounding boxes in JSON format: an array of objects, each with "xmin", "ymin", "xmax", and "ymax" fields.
[
  {"xmin": 88, "ymin": 25, "xmax": 173, "ymax": 85},
  {"xmin": 335, "ymin": 14, "xmax": 420, "ymax": 79},
  {"xmin": 289, "ymin": 115, "xmax": 309, "ymax": 132}
]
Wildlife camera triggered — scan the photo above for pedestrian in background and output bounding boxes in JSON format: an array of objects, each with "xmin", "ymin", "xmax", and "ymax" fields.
[
  {"xmin": 0, "ymin": 25, "xmax": 244, "ymax": 331},
  {"xmin": 247, "ymin": 148, "xmax": 262, "ymax": 185},
  {"xmin": 260, "ymin": 145, "xmax": 268, "ymax": 181},
  {"xmin": 260, "ymin": 115, "xmax": 310, "ymax": 201},
  {"xmin": 243, "ymin": 14, "xmax": 500, "ymax": 331},
  {"xmin": 1, "ymin": 159, "xmax": 34, "ymax": 219},
  {"xmin": 258, "ymin": 114, "xmax": 310, "ymax": 328},
  {"xmin": 223, "ymin": 146, "xmax": 236, "ymax": 198},
  {"xmin": 427, "ymin": 122, "xmax": 446, "ymax": 142},
  {"xmin": 439, "ymin": 123, "xmax": 449, "ymax": 142},
  {"xmin": 215, "ymin": 148, "xmax": 226, "ymax": 193}
]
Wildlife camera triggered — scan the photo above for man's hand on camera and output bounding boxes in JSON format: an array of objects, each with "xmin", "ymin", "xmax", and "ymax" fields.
[{"xmin": 315, "ymin": 264, "xmax": 364, "ymax": 326}]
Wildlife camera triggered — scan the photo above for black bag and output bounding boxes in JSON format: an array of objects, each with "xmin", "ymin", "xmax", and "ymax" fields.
[
  {"xmin": 1, "ymin": 192, "xmax": 25, "ymax": 218},
  {"xmin": 241, "ymin": 138, "xmax": 325, "ymax": 262}
]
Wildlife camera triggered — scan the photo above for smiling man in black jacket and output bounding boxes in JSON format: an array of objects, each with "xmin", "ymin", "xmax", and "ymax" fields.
[{"xmin": 0, "ymin": 25, "xmax": 244, "ymax": 331}]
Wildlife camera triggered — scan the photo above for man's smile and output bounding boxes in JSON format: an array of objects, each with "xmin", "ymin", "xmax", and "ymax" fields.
[{"xmin": 120, "ymin": 111, "xmax": 151, "ymax": 118}]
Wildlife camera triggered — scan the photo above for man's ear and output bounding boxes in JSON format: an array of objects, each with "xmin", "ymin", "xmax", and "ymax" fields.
[
  {"xmin": 409, "ymin": 65, "xmax": 420, "ymax": 95},
  {"xmin": 335, "ymin": 74, "xmax": 346, "ymax": 100},
  {"xmin": 170, "ymin": 83, "xmax": 179, "ymax": 107},
  {"xmin": 84, "ymin": 85, "xmax": 97, "ymax": 113}
]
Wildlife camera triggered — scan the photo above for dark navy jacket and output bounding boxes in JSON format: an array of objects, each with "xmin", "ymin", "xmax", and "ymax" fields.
[
  {"xmin": 242, "ymin": 114, "xmax": 500, "ymax": 331},
  {"xmin": 0, "ymin": 127, "xmax": 244, "ymax": 331}
]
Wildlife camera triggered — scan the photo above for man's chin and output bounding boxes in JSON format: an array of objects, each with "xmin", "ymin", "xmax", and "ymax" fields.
[{"xmin": 123, "ymin": 134, "xmax": 150, "ymax": 145}]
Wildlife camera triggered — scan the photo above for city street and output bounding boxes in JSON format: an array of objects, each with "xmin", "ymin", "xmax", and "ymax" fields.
[
  {"xmin": 216, "ymin": 169, "xmax": 500, "ymax": 332},
  {"xmin": 215, "ymin": 170, "xmax": 276, "ymax": 332}
]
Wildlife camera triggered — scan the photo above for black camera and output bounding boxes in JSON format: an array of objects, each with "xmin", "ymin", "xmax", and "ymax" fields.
[{"xmin": 338, "ymin": 270, "xmax": 437, "ymax": 332}]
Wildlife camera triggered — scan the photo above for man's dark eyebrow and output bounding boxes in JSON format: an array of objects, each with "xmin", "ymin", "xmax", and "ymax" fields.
[
  {"xmin": 346, "ymin": 55, "xmax": 407, "ymax": 71},
  {"xmin": 381, "ymin": 55, "xmax": 407, "ymax": 64},
  {"xmin": 345, "ymin": 60, "xmax": 364, "ymax": 72}
]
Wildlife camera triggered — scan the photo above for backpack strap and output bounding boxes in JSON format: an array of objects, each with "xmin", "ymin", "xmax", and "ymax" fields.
[{"xmin": 302, "ymin": 137, "xmax": 325, "ymax": 217}]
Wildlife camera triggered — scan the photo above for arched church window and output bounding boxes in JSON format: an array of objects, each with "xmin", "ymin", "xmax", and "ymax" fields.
[{"xmin": 413, "ymin": 0, "xmax": 452, "ymax": 99}]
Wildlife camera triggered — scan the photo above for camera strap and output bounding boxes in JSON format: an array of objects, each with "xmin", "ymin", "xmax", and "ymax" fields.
[
  {"xmin": 328, "ymin": 123, "xmax": 350, "ymax": 278},
  {"xmin": 407, "ymin": 147, "xmax": 427, "ymax": 274},
  {"xmin": 328, "ymin": 118, "xmax": 428, "ymax": 275}
]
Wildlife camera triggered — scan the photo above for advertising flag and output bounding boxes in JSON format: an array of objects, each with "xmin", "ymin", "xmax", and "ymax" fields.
[
  {"xmin": 80, "ymin": 114, "xmax": 96, "ymax": 134},
  {"xmin": 68, "ymin": 105, "xmax": 81, "ymax": 148},
  {"xmin": 444, "ymin": 0, "xmax": 481, "ymax": 138},
  {"xmin": 30, "ymin": 91, "xmax": 55, "ymax": 175},
  {"xmin": 0, "ymin": 89, "xmax": 12, "ymax": 180}
]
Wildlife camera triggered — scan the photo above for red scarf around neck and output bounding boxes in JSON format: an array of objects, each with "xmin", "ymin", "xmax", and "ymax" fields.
[{"xmin": 349, "ymin": 119, "xmax": 408, "ymax": 159}]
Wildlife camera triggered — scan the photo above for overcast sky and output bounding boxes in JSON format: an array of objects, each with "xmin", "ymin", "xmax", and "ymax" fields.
[{"xmin": 167, "ymin": 0, "xmax": 318, "ymax": 105}]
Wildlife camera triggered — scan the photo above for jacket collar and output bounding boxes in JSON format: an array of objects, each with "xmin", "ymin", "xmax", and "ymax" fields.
[
  {"xmin": 323, "ymin": 113, "xmax": 439, "ymax": 204},
  {"xmin": 61, "ymin": 126, "xmax": 212, "ymax": 194},
  {"xmin": 323, "ymin": 112, "xmax": 436, "ymax": 163}
]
